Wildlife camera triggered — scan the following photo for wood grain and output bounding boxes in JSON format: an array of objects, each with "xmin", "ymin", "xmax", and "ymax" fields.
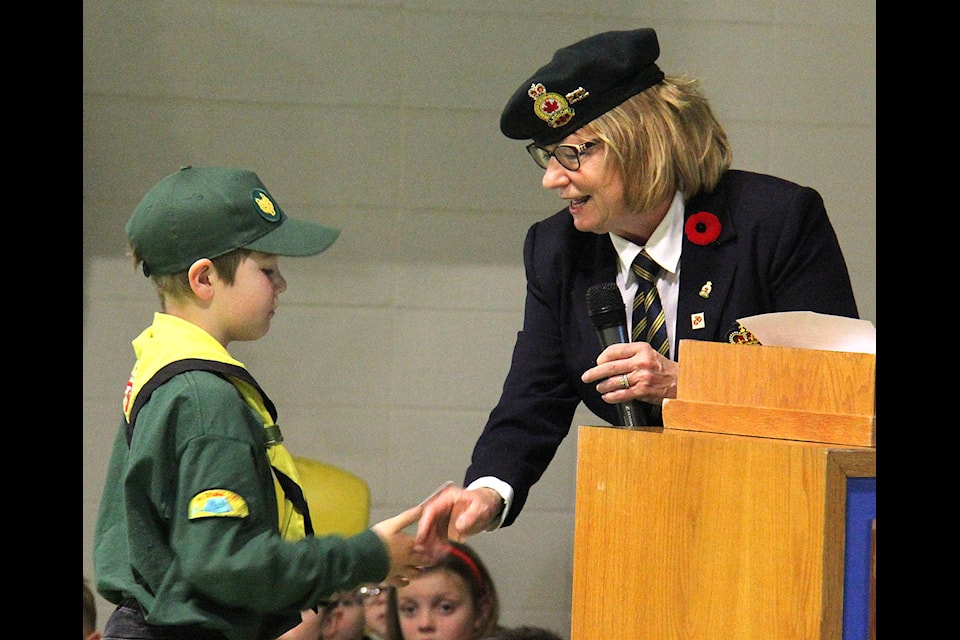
[{"xmin": 569, "ymin": 426, "xmax": 876, "ymax": 640}]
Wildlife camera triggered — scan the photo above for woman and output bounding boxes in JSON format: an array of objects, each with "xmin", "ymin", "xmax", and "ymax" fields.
[{"xmin": 417, "ymin": 27, "xmax": 859, "ymax": 548}]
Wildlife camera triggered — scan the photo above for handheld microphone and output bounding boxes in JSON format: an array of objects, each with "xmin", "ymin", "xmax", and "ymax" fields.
[{"xmin": 586, "ymin": 282, "xmax": 643, "ymax": 427}]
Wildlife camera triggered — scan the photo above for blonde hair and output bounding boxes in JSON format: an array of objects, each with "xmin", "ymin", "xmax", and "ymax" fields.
[{"xmin": 580, "ymin": 75, "xmax": 732, "ymax": 213}]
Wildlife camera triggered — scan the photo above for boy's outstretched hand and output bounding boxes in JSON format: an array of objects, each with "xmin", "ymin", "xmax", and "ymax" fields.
[{"xmin": 371, "ymin": 505, "xmax": 431, "ymax": 586}]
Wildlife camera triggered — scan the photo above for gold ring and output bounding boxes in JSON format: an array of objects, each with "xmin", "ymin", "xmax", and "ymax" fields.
[{"xmin": 620, "ymin": 374, "xmax": 630, "ymax": 390}]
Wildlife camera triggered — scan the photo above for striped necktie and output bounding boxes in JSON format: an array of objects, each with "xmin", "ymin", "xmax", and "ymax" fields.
[{"xmin": 631, "ymin": 250, "xmax": 670, "ymax": 357}]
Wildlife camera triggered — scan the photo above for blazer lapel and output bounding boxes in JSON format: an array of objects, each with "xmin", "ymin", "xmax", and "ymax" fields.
[{"xmin": 676, "ymin": 187, "xmax": 738, "ymax": 351}]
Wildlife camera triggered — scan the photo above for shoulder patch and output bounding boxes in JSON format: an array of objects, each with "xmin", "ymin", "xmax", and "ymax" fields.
[{"xmin": 189, "ymin": 489, "xmax": 249, "ymax": 520}]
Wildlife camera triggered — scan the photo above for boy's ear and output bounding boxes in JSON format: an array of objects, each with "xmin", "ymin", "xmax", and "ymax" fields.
[{"xmin": 187, "ymin": 258, "xmax": 216, "ymax": 300}]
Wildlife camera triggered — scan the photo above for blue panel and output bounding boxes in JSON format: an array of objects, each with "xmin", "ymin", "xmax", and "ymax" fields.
[{"xmin": 842, "ymin": 477, "xmax": 876, "ymax": 640}]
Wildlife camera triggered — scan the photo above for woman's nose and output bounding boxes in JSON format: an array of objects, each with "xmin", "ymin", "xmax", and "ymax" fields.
[{"xmin": 541, "ymin": 160, "xmax": 570, "ymax": 189}]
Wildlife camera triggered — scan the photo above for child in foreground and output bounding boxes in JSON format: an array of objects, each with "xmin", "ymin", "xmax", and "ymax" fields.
[
  {"xmin": 93, "ymin": 166, "xmax": 429, "ymax": 640},
  {"xmin": 392, "ymin": 541, "xmax": 500, "ymax": 640}
]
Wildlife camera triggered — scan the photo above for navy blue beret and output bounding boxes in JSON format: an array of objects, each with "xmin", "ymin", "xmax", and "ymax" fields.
[{"xmin": 500, "ymin": 29, "xmax": 664, "ymax": 146}]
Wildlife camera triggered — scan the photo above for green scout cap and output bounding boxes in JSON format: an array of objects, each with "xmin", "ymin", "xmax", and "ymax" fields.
[{"xmin": 126, "ymin": 166, "xmax": 340, "ymax": 276}]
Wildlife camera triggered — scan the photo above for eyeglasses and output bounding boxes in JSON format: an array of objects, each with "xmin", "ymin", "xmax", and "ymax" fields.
[
  {"xmin": 525, "ymin": 140, "xmax": 601, "ymax": 171},
  {"xmin": 358, "ymin": 585, "xmax": 393, "ymax": 603}
]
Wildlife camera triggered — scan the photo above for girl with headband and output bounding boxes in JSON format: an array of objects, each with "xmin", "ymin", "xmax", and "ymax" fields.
[{"xmin": 392, "ymin": 541, "xmax": 501, "ymax": 640}]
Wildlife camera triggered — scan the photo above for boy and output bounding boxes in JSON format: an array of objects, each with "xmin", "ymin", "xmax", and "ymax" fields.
[{"xmin": 93, "ymin": 166, "xmax": 428, "ymax": 640}]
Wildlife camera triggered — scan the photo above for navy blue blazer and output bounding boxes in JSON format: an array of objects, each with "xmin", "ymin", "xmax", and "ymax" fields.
[{"xmin": 465, "ymin": 169, "xmax": 859, "ymax": 526}]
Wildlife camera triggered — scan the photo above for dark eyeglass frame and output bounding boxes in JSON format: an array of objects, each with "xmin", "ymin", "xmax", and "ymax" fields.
[{"xmin": 526, "ymin": 140, "xmax": 601, "ymax": 171}]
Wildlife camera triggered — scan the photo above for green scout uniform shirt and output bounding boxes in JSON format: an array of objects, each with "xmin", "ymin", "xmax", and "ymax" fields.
[{"xmin": 93, "ymin": 313, "xmax": 389, "ymax": 640}]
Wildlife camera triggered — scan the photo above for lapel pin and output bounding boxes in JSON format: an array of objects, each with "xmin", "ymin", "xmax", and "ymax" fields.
[
  {"xmin": 691, "ymin": 312, "xmax": 705, "ymax": 330},
  {"xmin": 699, "ymin": 281, "xmax": 713, "ymax": 298}
]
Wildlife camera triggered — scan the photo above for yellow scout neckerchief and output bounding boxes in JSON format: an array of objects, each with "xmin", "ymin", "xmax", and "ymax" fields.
[{"xmin": 122, "ymin": 313, "xmax": 312, "ymax": 541}]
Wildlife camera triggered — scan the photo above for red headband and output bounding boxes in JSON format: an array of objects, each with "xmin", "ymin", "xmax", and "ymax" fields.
[{"xmin": 444, "ymin": 544, "xmax": 485, "ymax": 594}]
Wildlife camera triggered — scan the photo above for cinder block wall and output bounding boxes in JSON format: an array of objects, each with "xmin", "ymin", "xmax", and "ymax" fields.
[{"xmin": 83, "ymin": 2, "xmax": 875, "ymax": 635}]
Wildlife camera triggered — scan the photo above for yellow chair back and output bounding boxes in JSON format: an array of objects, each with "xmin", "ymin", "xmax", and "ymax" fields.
[{"xmin": 292, "ymin": 456, "xmax": 371, "ymax": 536}]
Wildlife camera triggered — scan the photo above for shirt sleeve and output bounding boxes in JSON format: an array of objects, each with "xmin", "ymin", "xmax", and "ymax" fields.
[{"xmin": 130, "ymin": 371, "xmax": 390, "ymax": 616}]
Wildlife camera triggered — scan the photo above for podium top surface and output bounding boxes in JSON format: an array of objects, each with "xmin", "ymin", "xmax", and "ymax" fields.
[{"xmin": 662, "ymin": 340, "xmax": 876, "ymax": 447}]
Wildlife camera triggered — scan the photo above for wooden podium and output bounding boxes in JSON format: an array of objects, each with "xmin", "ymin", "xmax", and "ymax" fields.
[{"xmin": 570, "ymin": 340, "xmax": 876, "ymax": 639}]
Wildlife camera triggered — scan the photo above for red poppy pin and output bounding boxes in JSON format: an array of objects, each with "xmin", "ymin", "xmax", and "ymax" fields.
[{"xmin": 684, "ymin": 211, "xmax": 722, "ymax": 245}]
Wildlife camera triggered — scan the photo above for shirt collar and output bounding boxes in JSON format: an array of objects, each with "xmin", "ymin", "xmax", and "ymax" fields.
[{"xmin": 610, "ymin": 190, "xmax": 684, "ymax": 277}]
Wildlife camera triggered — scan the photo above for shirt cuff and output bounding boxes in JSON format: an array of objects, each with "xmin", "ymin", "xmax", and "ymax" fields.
[{"xmin": 465, "ymin": 477, "xmax": 514, "ymax": 530}]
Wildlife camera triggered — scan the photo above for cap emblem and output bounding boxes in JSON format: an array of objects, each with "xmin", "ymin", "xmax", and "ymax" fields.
[
  {"xmin": 252, "ymin": 189, "xmax": 280, "ymax": 222},
  {"xmin": 727, "ymin": 322, "xmax": 762, "ymax": 346},
  {"xmin": 528, "ymin": 82, "xmax": 576, "ymax": 129}
]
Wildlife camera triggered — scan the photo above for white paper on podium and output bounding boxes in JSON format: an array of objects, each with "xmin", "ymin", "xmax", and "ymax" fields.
[{"xmin": 737, "ymin": 311, "xmax": 876, "ymax": 354}]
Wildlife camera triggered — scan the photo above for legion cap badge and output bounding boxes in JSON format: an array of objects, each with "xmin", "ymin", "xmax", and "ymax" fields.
[{"xmin": 528, "ymin": 83, "xmax": 589, "ymax": 129}]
